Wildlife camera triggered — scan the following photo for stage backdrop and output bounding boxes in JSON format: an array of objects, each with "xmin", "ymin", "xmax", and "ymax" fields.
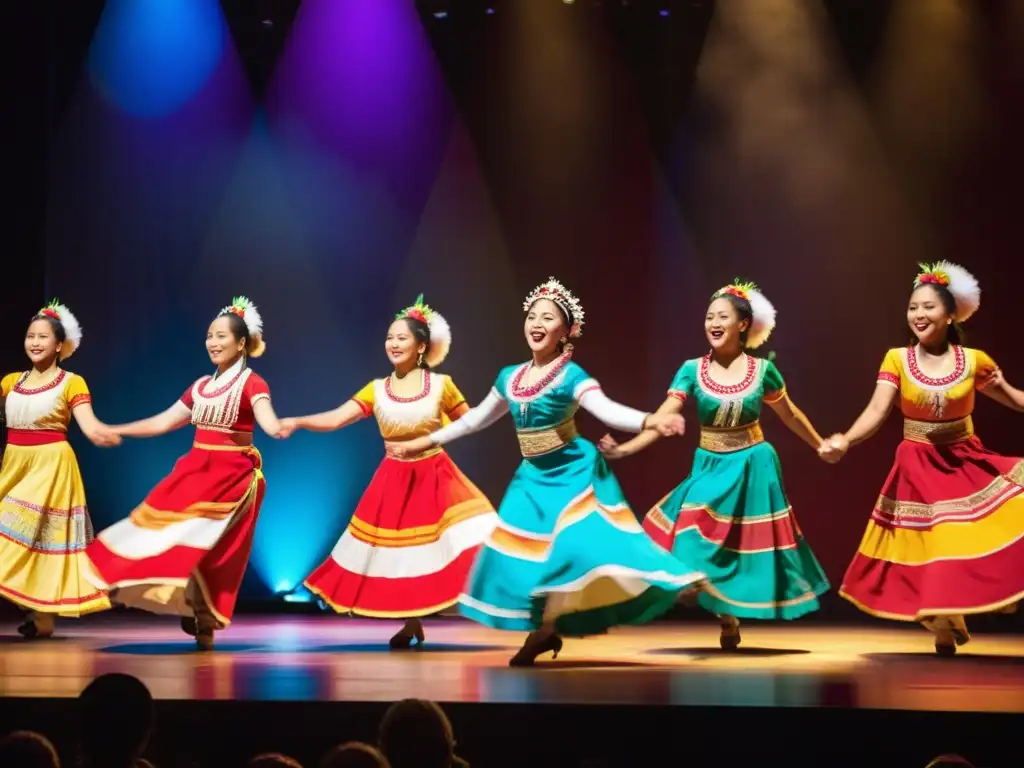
[{"xmin": 33, "ymin": 0, "xmax": 1024, "ymax": 607}]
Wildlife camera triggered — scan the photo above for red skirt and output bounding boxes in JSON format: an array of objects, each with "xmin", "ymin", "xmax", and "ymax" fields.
[
  {"xmin": 85, "ymin": 434, "xmax": 264, "ymax": 627},
  {"xmin": 840, "ymin": 436, "xmax": 1024, "ymax": 620},
  {"xmin": 305, "ymin": 450, "xmax": 497, "ymax": 618}
]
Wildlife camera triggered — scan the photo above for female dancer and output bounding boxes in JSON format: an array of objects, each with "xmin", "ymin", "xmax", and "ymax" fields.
[
  {"xmin": 600, "ymin": 281, "xmax": 830, "ymax": 649},
  {"xmin": 389, "ymin": 278, "xmax": 705, "ymax": 666},
  {"xmin": 0, "ymin": 301, "xmax": 118, "ymax": 638},
  {"xmin": 84, "ymin": 297, "xmax": 282, "ymax": 650},
  {"xmin": 820, "ymin": 262, "xmax": 1024, "ymax": 655},
  {"xmin": 279, "ymin": 296, "xmax": 497, "ymax": 648}
]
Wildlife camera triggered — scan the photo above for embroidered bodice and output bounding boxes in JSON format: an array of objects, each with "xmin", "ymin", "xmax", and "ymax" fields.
[
  {"xmin": 1, "ymin": 370, "xmax": 91, "ymax": 431},
  {"xmin": 494, "ymin": 359, "xmax": 599, "ymax": 430},
  {"xmin": 179, "ymin": 360, "xmax": 270, "ymax": 433},
  {"xmin": 667, "ymin": 355, "xmax": 786, "ymax": 428},
  {"xmin": 876, "ymin": 346, "xmax": 996, "ymax": 421},
  {"xmin": 351, "ymin": 371, "xmax": 468, "ymax": 441}
]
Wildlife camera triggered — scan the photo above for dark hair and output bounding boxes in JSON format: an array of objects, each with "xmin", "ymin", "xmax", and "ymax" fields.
[
  {"xmin": 710, "ymin": 293, "xmax": 753, "ymax": 347},
  {"xmin": 29, "ymin": 315, "xmax": 67, "ymax": 344},
  {"xmin": 912, "ymin": 283, "xmax": 964, "ymax": 346},
  {"xmin": 320, "ymin": 743, "xmax": 390, "ymax": 768},
  {"xmin": 78, "ymin": 674, "xmax": 154, "ymax": 767},
  {"xmin": 379, "ymin": 699, "xmax": 455, "ymax": 768},
  {"xmin": 398, "ymin": 317, "xmax": 432, "ymax": 369},
  {"xmin": 0, "ymin": 731, "xmax": 60, "ymax": 768},
  {"xmin": 527, "ymin": 298, "xmax": 573, "ymax": 351}
]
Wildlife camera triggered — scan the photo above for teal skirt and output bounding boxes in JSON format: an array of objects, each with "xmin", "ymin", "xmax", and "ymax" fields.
[
  {"xmin": 459, "ymin": 437, "xmax": 705, "ymax": 636},
  {"xmin": 641, "ymin": 441, "xmax": 829, "ymax": 620}
]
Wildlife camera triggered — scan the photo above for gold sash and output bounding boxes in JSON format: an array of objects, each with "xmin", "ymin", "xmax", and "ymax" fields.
[
  {"xmin": 517, "ymin": 419, "xmax": 578, "ymax": 458},
  {"xmin": 699, "ymin": 422, "xmax": 764, "ymax": 453},
  {"xmin": 903, "ymin": 416, "xmax": 974, "ymax": 445}
]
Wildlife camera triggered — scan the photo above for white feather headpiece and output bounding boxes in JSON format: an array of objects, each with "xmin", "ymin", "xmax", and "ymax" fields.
[
  {"xmin": 396, "ymin": 295, "xmax": 451, "ymax": 368},
  {"xmin": 914, "ymin": 261, "xmax": 981, "ymax": 323},
  {"xmin": 713, "ymin": 280, "xmax": 777, "ymax": 350},
  {"xmin": 219, "ymin": 296, "xmax": 266, "ymax": 358},
  {"xmin": 36, "ymin": 300, "xmax": 83, "ymax": 361},
  {"xmin": 523, "ymin": 277, "xmax": 585, "ymax": 338}
]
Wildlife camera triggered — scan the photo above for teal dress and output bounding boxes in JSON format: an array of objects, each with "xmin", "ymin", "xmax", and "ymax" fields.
[
  {"xmin": 458, "ymin": 360, "xmax": 705, "ymax": 636},
  {"xmin": 641, "ymin": 355, "xmax": 829, "ymax": 620}
]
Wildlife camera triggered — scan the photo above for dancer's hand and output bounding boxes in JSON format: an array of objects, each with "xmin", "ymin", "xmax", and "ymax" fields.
[
  {"xmin": 278, "ymin": 418, "xmax": 299, "ymax": 439},
  {"xmin": 981, "ymin": 367, "xmax": 1004, "ymax": 390},
  {"xmin": 598, "ymin": 433, "xmax": 627, "ymax": 460},
  {"xmin": 818, "ymin": 433, "xmax": 848, "ymax": 463},
  {"xmin": 644, "ymin": 412, "xmax": 685, "ymax": 437},
  {"xmin": 387, "ymin": 436, "xmax": 433, "ymax": 459},
  {"xmin": 89, "ymin": 425, "xmax": 122, "ymax": 447}
]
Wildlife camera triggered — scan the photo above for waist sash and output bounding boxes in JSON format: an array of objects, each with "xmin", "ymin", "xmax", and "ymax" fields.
[
  {"xmin": 517, "ymin": 419, "xmax": 578, "ymax": 458},
  {"xmin": 699, "ymin": 422, "xmax": 764, "ymax": 453},
  {"xmin": 902, "ymin": 416, "xmax": 974, "ymax": 445}
]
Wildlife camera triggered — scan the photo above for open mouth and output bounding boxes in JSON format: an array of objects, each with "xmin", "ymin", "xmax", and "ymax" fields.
[
  {"xmin": 389, "ymin": 350, "xmax": 404, "ymax": 358},
  {"xmin": 913, "ymin": 322, "xmax": 930, "ymax": 333},
  {"xmin": 708, "ymin": 329, "xmax": 725, "ymax": 341},
  {"xmin": 529, "ymin": 331, "xmax": 546, "ymax": 343}
]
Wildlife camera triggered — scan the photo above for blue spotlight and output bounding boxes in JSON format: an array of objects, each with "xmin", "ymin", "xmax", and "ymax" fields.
[
  {"xmin": 433, "ymin": 10, "xmax": 448, "ymax": 18},
  {"xmin": 659, "ymin": 8, "xmax": 670, "ymax": 16}
]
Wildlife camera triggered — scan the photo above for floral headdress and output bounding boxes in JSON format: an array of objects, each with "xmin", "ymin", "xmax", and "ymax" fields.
[
  {"xmin": 35, "ymin": 299, "xmax": 83, "ymax": 361},
  {"xmin": 523, "ymin": 277, "xmax": 585, "ymax": 338},
  {"xmin": 219, "ymin": 296, "xmax": 266, "ymax": 358},
  {"xmin": 712, "ymin": 279, "xmax": 776, "ymax": 349},
  {"xmin": 914, "ymin": 261, "xmax": 980, "ymax": 323},
  {"xmin": 395, "ymin": 294, "xmax": 451, "ymax": 368}
]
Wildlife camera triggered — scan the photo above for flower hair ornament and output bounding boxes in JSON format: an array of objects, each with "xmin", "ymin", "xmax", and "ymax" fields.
[
  {"xmin": 712, "ymin": 279, "xmax": 777, "ymax": 350},
  {"xmin": 523, "ymin": 277, "xmax": 585, "ymax": 339},
  {"xmin": 395, "ymin": 294, "xmax": 451, "ymax": 368},
  {"xmin": 219, "ymin": 296, "xmax": 266, "ymax": 358},
  {"xmin": 914, "ymin": 261, "xmax": 981, "ymax": 323},
  {"xmin": 36, "ymin": 299, "xmax": 83, "ymax": 361}
]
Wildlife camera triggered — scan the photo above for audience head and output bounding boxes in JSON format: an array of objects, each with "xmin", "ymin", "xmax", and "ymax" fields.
[
  {"xmin": 379, "ymin": 699, "xmax": 461, "ymax": 768},
  {"xmin": 248, "ymin": 754, "xmax": 304, "ymax": 768},
  {"xmin": 320, "ymin": 742, "xmax": 389, "ymax": 768},
  {"xmin": 78, "ymin": 674, "xmax": 155, "ymax": 768},
  {"xmin": 0, "ymin": 731, "xmax": 60, "ymax": 768},
  {"xmin": 925, "ymin": 756, "xmax": 975, "ymax": 768}
]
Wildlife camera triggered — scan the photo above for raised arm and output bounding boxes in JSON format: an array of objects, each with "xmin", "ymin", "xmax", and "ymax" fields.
[
  {"xmin": 577, "ymin": 380, "xmax": 684, "ymax": 437},
  {"xmin": 598, "ymin": 396, "xmax": 683, "ymax": 461},
  {"xmin": 386, "ymin": 389, "xmax": 509, "ymax": 459},
  {"xmin": 113, "ymin": 401, "xmax": 192, "ymax": 439},
  {"xmin": 280, "ymin": 400, "xmax": 367, "ymax": 436}
]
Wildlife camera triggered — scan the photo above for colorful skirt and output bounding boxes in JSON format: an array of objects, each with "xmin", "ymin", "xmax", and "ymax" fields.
[
  {"xmin": 305, "ymin": 450, "xmax": 497, "ymax": 618},
  {"xmin": 84, "ymin": 431, "xmax": 265, "ymax": 628},
  {"xmin": 0, "ymin": 431, "xmax": 109, "ymax": 616},
  {"xmin": 642, "ymin": 439, "xmax": 829, "ymax": 620},
  {"xmin": 840, "ymin": 434, "xmax": 1024, "ymax": 620},
  {"xmin": 459, "ymin": 437, "xmax": 705, "ymax": 636}
]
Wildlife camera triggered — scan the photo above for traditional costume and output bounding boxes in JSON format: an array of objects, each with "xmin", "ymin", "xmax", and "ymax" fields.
[
  {"xmin": 85, "ymin": 298, "xmax": 271, "ymax": 643},
  {"xmin": 304, "ymin": 297, "xmax": 498, "ymax": 622},
  {"xmin": 424, "ymin": 279, "xmax": 706, "ymax": 639},
  {"xmin": 641, "ymin": 282, "xmax": 829, "ymax": 637},
  {"xmin": 839, "ymin": 263, "xmax": 1024, "ymax": 650},
  {"xmin": 0, "ymin": 301, "xmax": 109, "ymax": 634}
]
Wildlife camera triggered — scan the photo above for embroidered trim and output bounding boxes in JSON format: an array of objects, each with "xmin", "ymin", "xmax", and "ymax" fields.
[
  {"xmin": 510, "ymin": 351, "xmax": 572, "ymax": 400},
  {"xmin": 351, "ymin": 398, "xmax": 373, "ymax": 418},
  {"xmin": 699, "ymin": 354, "xmax": 757, "ymax": 396},
  {"xmin": 667, "ymin": 389, "xmax": 688, "ymax": 402},
  {"xmin": 69, "ymin": 393, "xmax": 92, "ymax": 408},
  {"xmin": 763, "ymin": 388, "xmax": 787, "ymax": 404},
  {"xmin": 906, "ymin": 345, "xmax": 966, "ymax": 389},
  {"xmin": 878, "ymin": 371, "xmax": 899, "ymax": 387},
  {"xmin": 384, "ymin": 371, "xmax": 431, "ymax": 403},
  {"xmin": 13, "ymin": 370, "xmax": 67, "ymax": 395}
]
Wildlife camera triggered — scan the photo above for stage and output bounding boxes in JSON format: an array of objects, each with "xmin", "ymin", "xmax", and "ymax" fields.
[{"xmin": 1, "ymin": 615, "xmax": 1021, "ymax": 766}]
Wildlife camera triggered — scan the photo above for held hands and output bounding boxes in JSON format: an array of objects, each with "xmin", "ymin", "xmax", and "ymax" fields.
[
  {"xmin": 598, "ymin": 434, "xmax": 627, "ymax": 461},
  {"xmin": 278, "ymin": 418, "xmax": 299, "ymax": 439},
  {"xmin": 386, "ymin": 436, "xmax": 433, "ymax": 460},
  {"xmin": 644, "ymin": 412, "xmax": 686, "ymax": 437},
  {"xmin": 88, "ymin": 425, "xmax": 122, "ymax": 447},
  {"xmin": 818, "ymin": 433, "xmax": 849, "ymax": 464}
]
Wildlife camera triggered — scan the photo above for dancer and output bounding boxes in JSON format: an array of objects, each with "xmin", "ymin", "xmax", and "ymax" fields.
[
  {"xmin": 84, "ymin": 297, "xmax": 282, "ymax": 650},
  {"xmin": 279, "ymin": 296, "xmax": 498, "ymax": 648},
  {"xmin": 820, "ymin": 262, "xmax": 1024, "ymax": 655},
  {"xmin": 388, "ymin": 278, "xmax": 705, "ymax": 666},
  {"xmin": 0, "ymin": 301, "xmax": 118, "ymax": 638},
  {"xmin": 600, "ymin": 281, "xmax": 830, "ymax": 648}
]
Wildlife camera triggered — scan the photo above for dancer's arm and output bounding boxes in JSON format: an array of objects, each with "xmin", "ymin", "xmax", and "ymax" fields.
[
  {"xmin": 252, "ymin": 398, "xmax": 283, "ymax": 438},
  {"xmin": 597, "ymin": 396, "xmax": 684, "ymax": 461},
  {"xmin": 819, "ymin": 383, "xmax": 897, "ymax": 463},
  {"xmin": 279, "ymin": 401, "xmax": 366, "ymax": 437},
  {"xmin": 976, "ymin": 351, "xmax": 1024, "ymax": 412},
  {"xmin": 112, "ymin": 401, "xmax": 192, "ymax": 438},
  {"xmin": 576, "ymin": 379, "xmax": 684, "ymax": 436},
  {"xmin": 767, "ymin": 394, "xmax": 824, "ymax": 450},
  {"xmin": 387, "ymin": 389, "xmax": 509, "ymax": 458},
  {"xmin": 64, "ymin": 374, "xmax": 120, "ymax": 446}
]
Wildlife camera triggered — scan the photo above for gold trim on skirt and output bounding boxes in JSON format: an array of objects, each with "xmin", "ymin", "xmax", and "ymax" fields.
[
  {"xmin": 517, "ymin": 419, "xmax": 578, "ymax": 458},
  {"xmin": 903, "ymin": 416, "xmax": 974, "ymax": 445},
  {"xmin": 699, "ymin": 422, "xmax": 764, "ymax": 453}
]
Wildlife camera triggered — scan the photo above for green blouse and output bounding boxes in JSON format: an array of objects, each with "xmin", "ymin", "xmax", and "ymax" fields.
[{"xmin": 668, "ymin": 355, "xmax": 786, "ymax": 428}]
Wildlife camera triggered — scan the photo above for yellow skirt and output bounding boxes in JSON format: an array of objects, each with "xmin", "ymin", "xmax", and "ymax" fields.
[{"xmin": 0, "ymin": 441, "xmax": 109, "ymax": 616}]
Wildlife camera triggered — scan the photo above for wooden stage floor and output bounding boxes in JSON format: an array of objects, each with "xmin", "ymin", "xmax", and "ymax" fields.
[{"xmin": 1, "ymin": 614, "xmax": 1022, "ymax": 712}]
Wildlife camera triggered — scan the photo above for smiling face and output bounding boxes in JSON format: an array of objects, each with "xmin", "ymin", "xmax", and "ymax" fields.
[
  {"xmin": 25, "ymin": 318, "xmax": 62, "ymax": 366},
  {"xmin": 524, "ymin": 298, "xmax": 570, "ymax": 356},
  {"xmin": 705, "ymin": 297, "xmax": 748, "ymax": 353},
  {"xmin": 385, "ymin": 319, "xmax": 426, "ymax": 370},
  {"xmin": 206, "ymin": 315, "xmax": 246, "ymax": 368},
  {"xmin": 907, "ymin": 285, "xmax": 953, "ymax": 346}
]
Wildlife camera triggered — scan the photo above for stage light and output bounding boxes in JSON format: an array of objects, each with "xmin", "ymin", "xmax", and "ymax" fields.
[
  {"xmin": 659, "ymin": 8, "xmax": 670, "ymax": 16},
  {"xmin": 486, "ymin": 7, "xmax": 495, "ymax": 14},
  {"xmin": 433, "ymin": 10, "xmax": 448, "ymax": 18}
]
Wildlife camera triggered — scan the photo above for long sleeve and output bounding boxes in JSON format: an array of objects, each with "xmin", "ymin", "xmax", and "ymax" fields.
[
  {"xmin": 429, "ymin": 388, "xmax": 510, "ymax": 446},
  {"xmin": 577, "ymin": 387, "xmax": 649, "ymax": 433}
]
